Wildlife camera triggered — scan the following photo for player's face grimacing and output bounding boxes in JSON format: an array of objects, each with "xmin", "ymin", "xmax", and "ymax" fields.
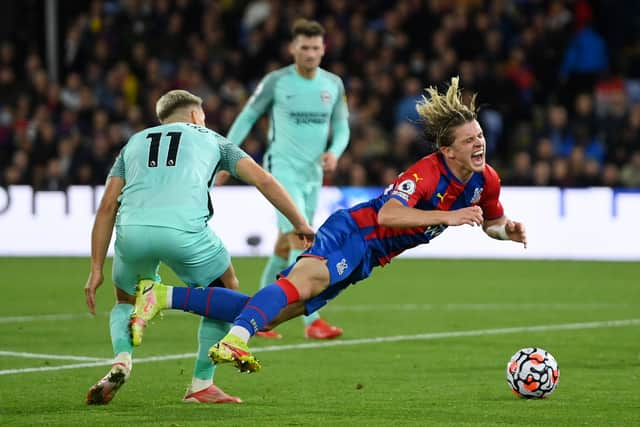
[
  {"xmin": 290, "ymin": 35, "xmax": 325, "ymax": 75},
  {"xmin": 443, "ymin": 119, "xmax": 486, "ymax": 181}
]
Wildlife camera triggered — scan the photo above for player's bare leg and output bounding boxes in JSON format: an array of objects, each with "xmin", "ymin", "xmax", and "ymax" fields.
[{"xmin": 287, "ymin": 234, "xmax": 343, "ymax": 340}]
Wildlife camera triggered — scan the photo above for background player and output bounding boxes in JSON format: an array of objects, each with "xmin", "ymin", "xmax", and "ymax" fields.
[
  {"xmin": 225, "ymin": 18, "xmax": 350, "ymax": 339},
  {"xmin": 132, "ymin": 77, "xmax": 527, "ymax": 374},
  {"xmin": 83, "ymin": 89, "xmax": 313, "ymax": 403}
]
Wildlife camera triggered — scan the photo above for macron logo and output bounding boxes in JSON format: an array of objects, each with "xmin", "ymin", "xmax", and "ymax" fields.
[{"xmin": 336, "ymin": 258, "xmax": 348, "ymax": 276}]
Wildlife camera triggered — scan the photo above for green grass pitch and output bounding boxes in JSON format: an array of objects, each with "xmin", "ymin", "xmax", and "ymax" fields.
[{"xmin": 0, "ymin": 257, "xmax": 638, "ymax": 426}]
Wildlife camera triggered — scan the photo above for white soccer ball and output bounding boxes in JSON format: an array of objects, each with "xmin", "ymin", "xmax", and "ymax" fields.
[{"xmin": 506, "ymin": 347, "xmax": 560, "ymax": 398}]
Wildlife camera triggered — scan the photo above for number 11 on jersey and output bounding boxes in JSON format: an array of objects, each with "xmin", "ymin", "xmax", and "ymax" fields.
[{"xmin": 146, "ymin": 132, "xmax": 182, "ymax": 167}]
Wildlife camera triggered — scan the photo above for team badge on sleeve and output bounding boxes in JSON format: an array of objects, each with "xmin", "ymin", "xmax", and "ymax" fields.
[{"xmin": 392, "ymin": 179, "xmax": 417, "ymax": 200}]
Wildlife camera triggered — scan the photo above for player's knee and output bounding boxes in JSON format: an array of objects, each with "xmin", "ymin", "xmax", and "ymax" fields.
[
  {"xmin": 286, "ymin": 261, "xmax": 329, "ymax": 300},
  {"xmin": 274, "ymin": 244, "xmax": 289, "ymax": 259}
]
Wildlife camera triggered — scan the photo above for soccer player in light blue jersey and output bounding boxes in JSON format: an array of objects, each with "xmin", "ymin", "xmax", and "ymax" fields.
[
  {"xmin": 83, "ymin": 89, "xmax": 313, "ymax": 404},
  {"xmin": 226, "ymin": 18, "xmax": 350, "ymax": 339}
]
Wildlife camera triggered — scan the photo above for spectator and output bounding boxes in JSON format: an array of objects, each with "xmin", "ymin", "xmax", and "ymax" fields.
[
  {"xmin": 532, "ymin": 160, "xmax": 552, "ymax": 186},
  {"xmin": 2, "ymin": 1, "xmax": 640, "ymax": 189},
  {"xmin": 506, "ymin": 151, "xmax": 534, "ymax": 186},
  {"xmin": 559, "ymin": 6, "xmax": 608, "ymax": 104},
  {"xmin": 620, "ymin": 150, "xmax": 640, "ymax": 188}
]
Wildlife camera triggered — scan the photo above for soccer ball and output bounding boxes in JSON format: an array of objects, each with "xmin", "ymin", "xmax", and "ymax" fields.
[{"xmin": 506, "ymin": 347, "xmax": 559, "ymax": 398}]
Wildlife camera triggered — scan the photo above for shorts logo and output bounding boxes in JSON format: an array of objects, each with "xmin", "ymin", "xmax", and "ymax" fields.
[
  {"xmin": 336, "ymin": 258, "xmax": 348, "ymax": 276},
  {"xmin": 320, "ymin": 90, "xmax": 331, "ymax": 104},
  {"xmin": 470, "ymin": 187, "xmax": 483, "ymax": 204}
]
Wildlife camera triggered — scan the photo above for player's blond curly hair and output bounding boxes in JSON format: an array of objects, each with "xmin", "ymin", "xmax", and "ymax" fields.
[
  {"xmin": 416, "ymin": 76, "xmax": 478, "ymax": 148},
  {"xmin": 156, "ymin": 90, "xmax": 203, "ymax": 123}
]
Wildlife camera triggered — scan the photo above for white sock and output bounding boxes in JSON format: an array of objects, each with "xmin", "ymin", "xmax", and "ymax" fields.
[
  {"xmin": 165, "ymin": 285, "xmax": 173, "ymax": 308},
  {"xmin": 229, "ymin": 326, "xmax": 251, "ymax": 343},
  {"xmin": 190, "ymin": 377, "xmax": 212, "ymax": 393},
  {"xmin": 113, "ymin": 352, "xmax": 132, "ymax": 372}
]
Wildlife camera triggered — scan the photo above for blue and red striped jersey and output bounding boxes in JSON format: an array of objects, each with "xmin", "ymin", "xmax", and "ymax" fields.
[{"xmin": 346, "ymin": 152, "xmax": 504, "ymax": 267}]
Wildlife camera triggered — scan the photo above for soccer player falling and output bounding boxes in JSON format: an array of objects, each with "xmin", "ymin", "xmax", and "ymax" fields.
[{"xmin": 132, "ymin": 76, "xmax": 527, "ymax": 374}]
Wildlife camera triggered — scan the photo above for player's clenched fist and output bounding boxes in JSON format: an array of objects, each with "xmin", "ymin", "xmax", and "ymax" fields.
[{"xmin": 447, "ymin": 206, "xmax": 484, "ymax": 227}]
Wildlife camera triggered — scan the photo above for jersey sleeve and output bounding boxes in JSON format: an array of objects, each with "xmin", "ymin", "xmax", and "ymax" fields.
[
  {"xmin": 246, "ymin": 72, "xmax": 277, "ymax": 113},
  {"xmin": 226, "ymin": 72, "xmax": 277, "ymax": 145},
  {"xmin": 328, "ymin": 77, "xmax": 350, "ymax": 158},
  {"xmin": 387, "ymin": 159, "xmax": 438, "ymax": 208},
  {"xmin": 479, "ymin": 165, "xmax": 504, "ymax": 220},
  {"xmin": 108, "ymin": 149, "xmax": 125, "ymax": 178},
  {"xmin": 218, "ymin": 138, "xmax": 249, "ymax": 177}
]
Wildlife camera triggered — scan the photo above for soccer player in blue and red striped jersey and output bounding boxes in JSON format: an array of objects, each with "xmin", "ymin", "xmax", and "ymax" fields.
[{"xmin": 133, "ymin": 77, "xmax": 527, "ymax": 373}]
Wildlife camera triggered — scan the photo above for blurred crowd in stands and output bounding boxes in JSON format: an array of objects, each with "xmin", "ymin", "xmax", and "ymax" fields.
[{"xmin": 1, "ymin": 0, "xmax": 640, "ymax": 190}]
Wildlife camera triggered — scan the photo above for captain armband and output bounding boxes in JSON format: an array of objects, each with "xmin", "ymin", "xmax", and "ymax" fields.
[{"xmin": 486, "ymin": 223, "xmax": 509, "ymax": 240}]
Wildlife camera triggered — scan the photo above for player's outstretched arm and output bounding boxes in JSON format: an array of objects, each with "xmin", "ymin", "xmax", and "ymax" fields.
[
  {"xmin": 378, "ymin": 198, "xmax": 484, "ymax": 228},
  {"xmin": 483, "ymin": 217, "xmax": 527, "ymax": 248},
  {"xmin": 84, "ymin": 176, "xmax": 124, "ymax": 314},
  {"xmin": 235, "ymin": 157, "xmax": 315, "ymax": 246}
]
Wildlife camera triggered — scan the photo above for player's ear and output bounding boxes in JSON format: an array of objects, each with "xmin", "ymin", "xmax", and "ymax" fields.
[
  {"xmin": 440, "ymin": 146, "xmax": 454, "ymax": 159},
  {"xmin": 189, "ymin": 108, "xmax": 202, "ymax": 125}
]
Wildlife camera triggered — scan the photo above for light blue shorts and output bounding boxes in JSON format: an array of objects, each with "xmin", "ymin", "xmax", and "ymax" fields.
[
  {"xmin": 112, "ymin": 225, "xmax": 230, "ymax": 295},
  {"xmin": 270, "ymin": 168, "xmax": 320, "ymax": 234}
]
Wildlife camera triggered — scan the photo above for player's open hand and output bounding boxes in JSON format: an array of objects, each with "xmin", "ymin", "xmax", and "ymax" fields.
[
  {"xmin": 447, "ymin": 206, "xmax": 484, "ymax": 227},
  {"xmin": 506, "ymin": 220, "xmax": 527, "ymax": 248},
  {"xmin": 84, "ymin": 270, "xmax": 104, "ymax": 315},
  {"xmin": 293, "ymin": 224, "xmax": 315, "ymax": 249}
]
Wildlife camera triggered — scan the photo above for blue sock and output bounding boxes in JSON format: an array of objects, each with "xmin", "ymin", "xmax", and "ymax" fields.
[
  {"xmin": 234, "ymin": 281, "xmax": 297, "ymax": 335},
  {"xmin": 193, "ymin": 318, "xmax": 230, "ymax": 380},
  {"xmin": 110, "ymin": 303, "xmax": 134, "ymax": 355},
  {"xmin": 171, "ymin": 286, "xmax": 249, "ymax": 322}
]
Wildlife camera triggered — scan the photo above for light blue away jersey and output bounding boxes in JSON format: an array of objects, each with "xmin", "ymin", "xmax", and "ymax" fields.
[
  {"xmin": 227, "ymin": 65, "xmax": 349, "ymax": 176},
  {"xmin": 109, "ymin": 122, "xmax": 248, "ymax": 232}
]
